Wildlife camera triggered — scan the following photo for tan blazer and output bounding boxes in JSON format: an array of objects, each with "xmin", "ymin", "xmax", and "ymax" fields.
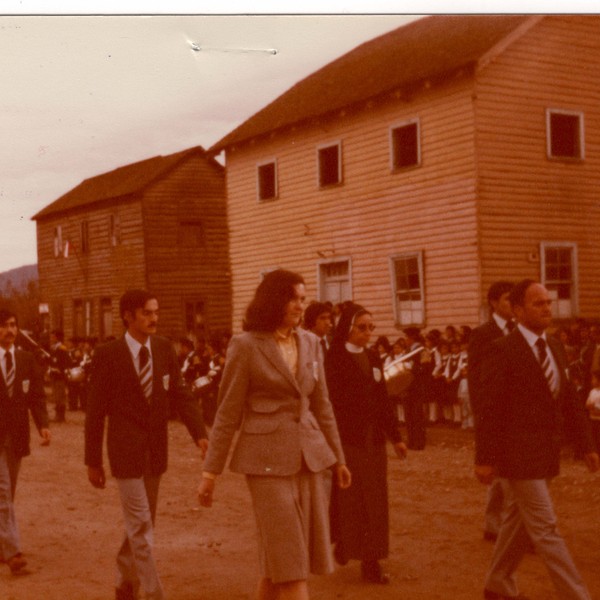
[{"xmin": 203, "ymin": 328, "xmax": 345, "ymax": 477}]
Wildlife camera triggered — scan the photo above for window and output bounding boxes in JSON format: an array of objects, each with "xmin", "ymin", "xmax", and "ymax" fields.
[
  {"xmin": 80, "ymin": 221, "xmax": 90, "ymax": 254},
  {"xmin": 317, "ymin": 142, "xmax": 342, "ymax": 187},
  {"xmin": 257, "ymin": 160, "xmax": 277, "ymax": 201},
  {"xmin": 100, "ymin": 298, "xmax": 113, "ymax": 340},
  {"xmin": 179, "ymin": 220, "xmax": 205, "ymax": 247},
  {"xmin": 184, "ymin": 299, "xmax": 206, "ymax": 336},
  {"xmin": 546, "ymin": 109, "xmax": 584, "ymax": 160},
  {"xmin": 73, "ymin": 300, "xmax": 83, "ymax": 337},
  {"xmin": 390, "ymin": 119, "xmax": 420, "ymax": 170},
  {"xmin": 390, "ymin": 252, "xmax": 424, "ymax": 326},
  {"xmin": 541, "ymin": 242, "xmax": 578, "ymax": 318},
  {"xmin": 318, "ymin": 259, "xmax": 352, "ymax": 304},
  {"xmin": 53, "ymin": 226, "xmax": 63, "ymax": 257},
  {"xmin": 109, "ymin": 214, "xmax": 121, "ymax": 246}
]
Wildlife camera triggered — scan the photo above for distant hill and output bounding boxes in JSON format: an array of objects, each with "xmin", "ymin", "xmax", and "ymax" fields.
[{"xmin": 0, "ymin": 264, "xmax": 38, "ymax": 293}]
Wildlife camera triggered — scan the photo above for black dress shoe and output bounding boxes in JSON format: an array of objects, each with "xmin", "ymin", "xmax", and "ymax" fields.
[
  {"xmin": 115, "ymin": 581, "xmax": 137, "ymax": 600},
  {"xmin": 333, "ymin": 543, "xmax": 348, "ymax": 566},
  {"xmin": 484, "ymin": 589, "xmax": 530, "ymax": 599},
  {"xmin": 361, "ymin": 560, "xmax": 390, "ymax": 584}
]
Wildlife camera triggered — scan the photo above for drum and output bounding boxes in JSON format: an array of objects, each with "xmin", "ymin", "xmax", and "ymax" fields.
[
  {"xmin": 384, "ymin": 358, "xmax": 413, "ymax": 397},
  {"xmin": 67, "ymin": 366, "xmax": 85, "ymax": 382}
]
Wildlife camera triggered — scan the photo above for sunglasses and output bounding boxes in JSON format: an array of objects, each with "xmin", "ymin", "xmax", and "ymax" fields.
[{"xmin": 353, "ymin": 323, "xmax": 376, "ymax": 332}]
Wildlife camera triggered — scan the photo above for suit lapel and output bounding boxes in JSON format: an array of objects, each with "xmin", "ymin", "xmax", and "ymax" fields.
[
  {"xmin": 117, "ymin": 338, "xmax": 149, "ymax": 406},
  {"xmin": 512, "ymin": 330, "xmax": 558, "ymax": 401},
  {"xmin": 253, "ymin": 331, "xmax": 300, "ymax": 392}
]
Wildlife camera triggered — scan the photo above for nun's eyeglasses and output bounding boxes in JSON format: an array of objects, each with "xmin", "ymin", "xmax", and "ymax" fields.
[{"xmin": 353, "ymin": 323, "xmax": 376, "ymax": 332}]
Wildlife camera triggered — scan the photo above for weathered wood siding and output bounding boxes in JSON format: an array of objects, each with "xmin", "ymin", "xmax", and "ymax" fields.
[
  {"xmin": 36, "ymin": 199, "xmax": 146, "ymax": 338},
  {"xmin": 475, "ymin": 15, "xmax": 600, "ymax": 319},
  {"xmin": 225, "ymin": 76, "xmax": 481, "ymax": 335},
  {"xmin": 143, "ymin": 155, "xmax": 231, "ymax": 339},
  {"xmin": 36, "ymin": 152, "xmax": 231, "ymax": 341}
]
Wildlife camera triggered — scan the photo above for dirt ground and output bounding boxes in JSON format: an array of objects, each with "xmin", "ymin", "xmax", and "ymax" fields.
[{"xmin": 3, "ymin": 411, "xmax": 600, "ymax": 600}]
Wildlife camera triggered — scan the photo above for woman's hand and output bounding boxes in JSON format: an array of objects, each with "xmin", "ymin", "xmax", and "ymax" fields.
[
  {"xmin": 393, "ymin": 442, "xmax": 408, "ymax": 459},
  {"xmin": 198, "ymin": 475, "xmax": 215, "ymax": 507},
  {"xmin": 336, "ymin": 464, "xmax": 352, "ymax": 489}
]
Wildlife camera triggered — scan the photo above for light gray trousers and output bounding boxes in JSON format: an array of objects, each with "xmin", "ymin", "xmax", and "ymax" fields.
[
  {"xmin": 485, "ymin": 478, "xmax": 591, "ymax": 600},
  {"xmin": 116, "ymin": 475, "xmax": 165, "ymax": 600},
  {"xmin": 0, "ymin": 440, "xmax": 21, "ymax": 561}
]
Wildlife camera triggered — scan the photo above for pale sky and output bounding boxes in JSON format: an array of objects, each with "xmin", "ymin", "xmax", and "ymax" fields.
[{"xmin": 0, "ymin": 11, "xmax": 424, "ymax": 273}]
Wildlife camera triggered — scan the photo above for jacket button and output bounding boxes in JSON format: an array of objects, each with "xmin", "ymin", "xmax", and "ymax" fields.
[{"xmin": 265, "ymin": 467, "xmax": 271, "ymax": 472}]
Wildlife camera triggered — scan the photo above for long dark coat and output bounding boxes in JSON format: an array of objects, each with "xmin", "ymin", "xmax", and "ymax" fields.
[{"xmin": 325, "ymin": 345, "xmax": 402, "ymax": 562}]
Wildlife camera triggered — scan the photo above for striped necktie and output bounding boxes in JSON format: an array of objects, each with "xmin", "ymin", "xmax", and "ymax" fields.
[
  {"xmin": 535, "ymin": 338, "xmax": 557, "ymax": 397},
  {"xmin": 138, "ymin": 346, "xmax": 152, "ymax": 401},
  {"xmin": 5, "ymin": 351, "xmax": 15, "ymax": 397}
]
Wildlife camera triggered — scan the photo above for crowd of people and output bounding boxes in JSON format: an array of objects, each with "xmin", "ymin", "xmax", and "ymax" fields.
[{"xmin": 2, "ymin": 273, "xmax": 600, "ymax": 600}]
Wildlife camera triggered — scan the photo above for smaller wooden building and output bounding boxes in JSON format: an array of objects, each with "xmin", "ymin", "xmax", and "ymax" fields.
[{"xmin": 33, "ymin": 146, "xmax": 231, "ymax": 342}]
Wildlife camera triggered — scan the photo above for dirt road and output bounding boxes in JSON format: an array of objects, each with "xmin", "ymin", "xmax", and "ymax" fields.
[{"xmin": 3, "ymin": 412, "xmax": 600, "ymax": 599}]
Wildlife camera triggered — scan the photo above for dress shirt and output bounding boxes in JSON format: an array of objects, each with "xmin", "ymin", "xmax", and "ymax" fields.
[
  {"xmin": 516, "ymin": 324, "xmax": 560, "ymax": 391},
  {"xmin": 492, "ymin": 312, "xmax": 513, "ymax": 336},
  {"xmin": 125, "ymin": 332, "xmax": 153, "ymax": 373},
  {"xmin": 0, "ymin": 345, "xmax": 15, "ymax": 381}
]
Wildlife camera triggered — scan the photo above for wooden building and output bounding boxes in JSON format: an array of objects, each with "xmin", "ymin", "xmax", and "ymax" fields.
[
  {"xmin": 211, "ymin": 15, "xmax": 600, "ymax": 335},
  {"xmin": 33, "ymin": 146, "xmax": 231, "ymax": 342}
]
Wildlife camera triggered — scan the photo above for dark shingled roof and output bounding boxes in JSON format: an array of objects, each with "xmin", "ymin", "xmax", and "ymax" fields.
[
  {"xmin": 33, "ymin": 146, "xmax": 217, "ymax": 220},
  {"xmin": 211, "ymin": 15, "xmax": 531, "ymax": 152}
]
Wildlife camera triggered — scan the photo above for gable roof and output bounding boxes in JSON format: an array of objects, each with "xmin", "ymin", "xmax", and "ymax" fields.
[
  {"xmin": 211, "ymin": 15, "xmax": 532, "ymax": 152},
  {"xmin": 33, "ymin": 145, "xmax": 220, "ymax": 220}
]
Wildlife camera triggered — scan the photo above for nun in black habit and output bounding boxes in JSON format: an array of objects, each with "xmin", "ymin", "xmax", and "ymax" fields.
[{"xmin": 324, "ymin": 303, "xmax": 407, "ymax": 584}]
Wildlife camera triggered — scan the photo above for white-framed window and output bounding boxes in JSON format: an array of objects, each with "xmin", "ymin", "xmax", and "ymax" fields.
[
  {"xmin": 257, "ymin": 159, "xmax": 278, "ymax": 202},
  {"xmin": 109, "ymin": 214, "xmax": 121, "ymax": 246},
  {"xmin": 53, "ymin": 225, "xmax": 63, "ymax": 258},
  {"xmin": 317, "ymin": 141, "xmax": 342, "ymax": 187},
  {"xmin": 317, "ymin": 258, "xmax": 352, "ymax": 304},
  {"xmin": 546, "ymin": 109, "xmax": 584, "ymax": 160},
  {"xmin": 540, "ymin": 241, "xmax": 578, "ymax": 318},
  {"xmin": 73, "ymin": 298, "xmax": 93, "ymax": 337},
  {"xmin": 390, "ymin": 251, "xmax": 425, "ymax": 326},
  {"xmin": 389, "ymin": 118, "xmax": 421, "ymax": 171},
  {"xmin": 100, "ymin": 297, "xmax": 113, "ymax": 340}
]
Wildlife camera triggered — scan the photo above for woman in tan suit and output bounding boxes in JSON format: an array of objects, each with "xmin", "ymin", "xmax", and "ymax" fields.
[{"xmin": 198, "ymin": 269, "xmax": 351, "ymax": 600}]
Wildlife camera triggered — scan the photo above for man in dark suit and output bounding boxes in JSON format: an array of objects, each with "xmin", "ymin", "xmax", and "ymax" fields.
[
  {"xmin": 475, "ymin": 280, "xmax": 599, "ymax": 600},
  {"xmin": 303, "ymin": 301, "xmax": 333, "ymax": 356},
  {"xmin": 0, "ymin": 308, "xmax": 50, "ymax": 575},
  {"xmin": 468, "ymin": 281, "xmax": 514, "ymax": 542},
  {"xmin": 85, "ymin": 290, "xmax": 208, "ymax": 600}
]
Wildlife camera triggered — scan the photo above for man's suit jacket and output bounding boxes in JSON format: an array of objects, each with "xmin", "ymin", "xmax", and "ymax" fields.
[
  {"xmin": 0, "ymin": 348, "xmax": 48, "ymax": 459},
  {"xmin": 468, "ymin": 318, "xmax": 505, "ymax": 416},
  {"xmin": 475, "ymin": 328, "xmax": 594, "ymax": 480},
  {"xmin": 85, "ymin": 335, "xmax": 207, "ymax": 478},
  {"xmin": 203, "ymin": 328, "xmax": 345, "ymax": 477}
]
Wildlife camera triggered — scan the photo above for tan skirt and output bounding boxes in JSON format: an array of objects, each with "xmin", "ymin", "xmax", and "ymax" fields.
[{"xmin": 246, "ymin": 468, "xmax": 334, "ymax": 584}]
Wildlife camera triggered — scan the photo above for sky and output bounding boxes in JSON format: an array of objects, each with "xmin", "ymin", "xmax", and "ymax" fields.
[{"xmin": 0, "ymin": 8, "xmax": 425, "ymax": 273}]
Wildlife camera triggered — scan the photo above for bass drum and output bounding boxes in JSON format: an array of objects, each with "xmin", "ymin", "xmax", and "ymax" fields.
[
  {"xmin": 67, "ymin": 366, "xmax": 86, "ymax": 382},
  {"xmin": 383, "ymin": 357, "xmax": 413, "ymax": 397}
]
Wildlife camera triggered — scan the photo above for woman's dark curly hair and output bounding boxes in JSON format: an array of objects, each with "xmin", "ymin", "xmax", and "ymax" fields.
[{"xmin": 243, "ymin": 269, "xmax": 305, "ymax": 332}]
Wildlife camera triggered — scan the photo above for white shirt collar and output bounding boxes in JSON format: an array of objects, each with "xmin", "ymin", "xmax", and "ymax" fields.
[
  {"xmin": 492, "ymin": 312, "xmax": 509, "ymax": 331},
  {"xmin": 125, "ymin": 331, "xmax": 152, "ymax": 360},
  {"xmin": 517, "ymin": 323, "xmax": 547, "ymax": 349},
  {"xmin": 345, "ymin": 342, "xmax": 364, "ymax": 354}
]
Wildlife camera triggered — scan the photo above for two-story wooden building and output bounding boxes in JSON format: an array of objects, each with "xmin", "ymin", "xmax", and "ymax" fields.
[
  {"xmin": 211, "ymin": 15, "xmax": 600, "ymax": 335},
  {"xmin": 33, "ymin": 146, "xmax": 231, "ymax": 342}
]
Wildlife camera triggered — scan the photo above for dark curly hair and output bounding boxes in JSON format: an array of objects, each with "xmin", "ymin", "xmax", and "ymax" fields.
[{"xmin": 243, "ymin": 269, "xmax": 305, "ymax": 332}]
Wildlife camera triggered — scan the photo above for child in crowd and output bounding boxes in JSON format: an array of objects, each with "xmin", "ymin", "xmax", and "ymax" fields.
[{"xmin": 585, "ymin": 370, "xmax": 600, "ymax": 452}]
